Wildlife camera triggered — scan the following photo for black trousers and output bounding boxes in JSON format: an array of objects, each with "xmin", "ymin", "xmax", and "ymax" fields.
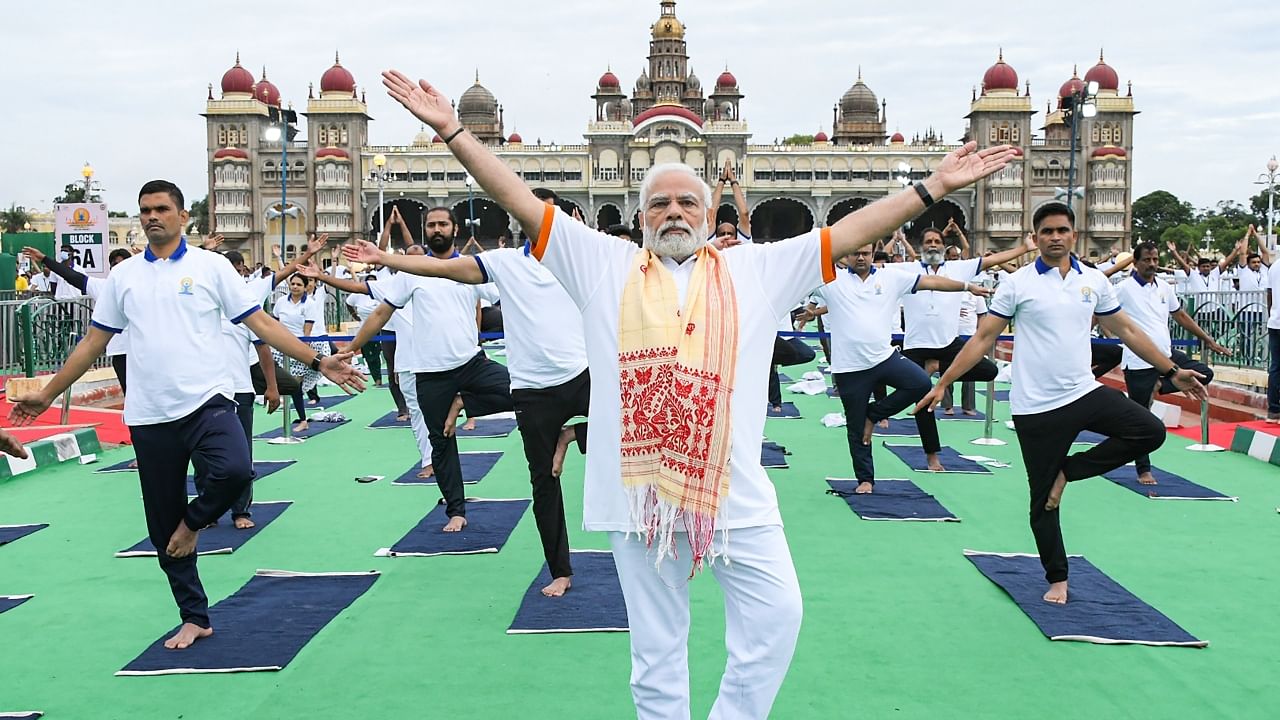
[
  {"xmin": 129, "ymin": 395, "xmax": 254, "ymax": 628},
  {"xmin": 360, "ymin": 339, "xmax": 383, "ymax": 384},
  {"xmin": 1091, "ymin": 343, "xmax": 1122, "ymax": 378},
  {"xmin": 250, "ymin": 361, "xmax": 304, "ymax": 421},
  {"xmin": 833, "ymin": 351, "xmax": 931, "ymax": 483},
  {"xmin": 768, "ymin": 337, "xmax": 817, "ymax": 407},
  {"xmin": 1123, "ymin": 350, "xmax": 1213, "ymax": 474},
  {"xmin": 415, "ymin": 352, "xmax": 514, "ymax": 518},
  {"xmin": 480, "ymin": 305, "xmax": 503, "ymax": 338},
  {"xmin": 111, "ymin": 354, "xmax": 128, "ymax": 394},
  {"xmin": 194, "ymin": 392, "xmax": 256, "ymax": 519},
  {"xmin": 512, "ymin": 370, "xmax": 591, "ymax": 579},
  {"xmin": 903, "ymin": 338, "xmax": 997, "ymax": 453},
  {"xmin": 383, "ymin": 336, "xmax": 408, "ymax": 416},
  {"xmin": 1012, "ymin": 386, "xmax": 1165, "ymax": 584}
]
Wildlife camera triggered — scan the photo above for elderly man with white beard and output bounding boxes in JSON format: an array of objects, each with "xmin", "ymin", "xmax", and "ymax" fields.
[{"xmin": 381, "ymin": 68, "xmax": 1017, "ymax": 719}]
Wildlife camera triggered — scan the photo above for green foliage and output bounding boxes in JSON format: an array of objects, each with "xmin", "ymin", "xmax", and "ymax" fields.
[
  {"xmin": 53, "ymin": 183, "xmax": 99, "ymax": 204},
  {"xmin": 189, "ymin": 197, "xmax": 209, "ymax": 235},
  {"xmin": 1160, "ymin": 224, "xmax": 1199, "ymax": 254},
  {"xmin": 781, "ymin": 134, "xmax": 815, "ymax": 146},
  {"xmin": 1132, "ymin": 190, "xmax": 1194, "ymax": 244},
  {"xmin": 1, "ymin": 203, "xmax": 33, "ymax": 234}
]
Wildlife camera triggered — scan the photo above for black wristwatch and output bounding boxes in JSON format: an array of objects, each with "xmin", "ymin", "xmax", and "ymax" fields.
[
  {"xmin": 309, "ymin": 355, "xmax": 322, "ymax": 372},
  {"xmin": 1160, "ymin": 365, "xmax": 1178, "ymax": 380}
]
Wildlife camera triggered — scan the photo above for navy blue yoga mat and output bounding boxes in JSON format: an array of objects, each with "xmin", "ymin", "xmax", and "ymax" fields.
[
  {"xmin": 1074, "ymin": 430, "xmax": 1109, "ymax": 445},
  {"xmin": 0, "ymin": 595, "xmax": 33, "ymax": 614},
  {"xmin": 761, "ymin": 441, "xmax": 789, "ymax": 469},
  {"xmin": 117, "ymin": 570, "xmax": 380, "ymax": 675},
  {"xmin": 937, "ymin": 409, "xmax": 985, "ymax": 421},
  {"xmin": 391, "ymin": 452, "xmax": 503, "ymax": 486},
  {"xmin": 95, "ymin": 458, "xmax": 139, "ymax": 473},
  {"xmin": 0, "ymin": 712, "xmax": 42, "ymax": 719},
  {"xmin": 455, "ymin": 416, "xmax": 517, "ymax": 438},
  {"xmin": 778, "ymin": 373, "xmax": 794, "ymax": 384},
  {"xmin": 256, "ymin": 419, "xmax": 349, "ymax": 440},
  {"xmin": 186, "ymin": 460, "xmax": 296, "ymax": 495},
  {"xmin": 826, "ymin": 479, "xmax": 958, "ymax": 521},
  {"xmin": 873, "ymin": 417, "xmax": 920, "ymax": 437},
  {"xmin": 115, "ymin": 501, "xmax": 292, "ymax": 557},
  {"xmin": 376, "ymin": 498, "xmax": 530, "ymax": 556},
  {"xmin": 965, "ymin": 551, "xmax": 1206, "ymax": 647},
  {"xmin": 884, "ymin": 443, "xmax": 991, "ymax": 474},
  {"xmin": 368, "ymin": 411, "xmax": 411, "ymax": 429},
  {"xmin": 1101, "ymin": 466, "xmax": 1235, "ymax": 501},
  {"xmin": 313, "ymin": 394, "xmax": 353, "ymax": 409},
  {"xmin": 507, "ymin": 550, "xmax": 629, "ymax": 634},
  {"xmin": 0, "ymin": 524, "xmax": 47, "ymax": 547},
  {"xmin": 766, "ymin": 402, "xmax": 801, "ymax": 419}
]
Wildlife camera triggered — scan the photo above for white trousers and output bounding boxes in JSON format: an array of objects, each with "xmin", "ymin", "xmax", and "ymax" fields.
[
  {"xmin": 609, "ymin": 525, "xmax": 802, "ymax": 720},
  {"xmin": 398, "ymin": 370, "xmax": 433, "ymax": 466}
]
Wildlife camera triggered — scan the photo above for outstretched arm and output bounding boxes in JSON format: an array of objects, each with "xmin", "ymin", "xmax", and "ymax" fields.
[
  {"xmin": 1102, "ymin": 252, "xmax": 1134, "ymax": 278},
  {"xmin": 1217, "ymin": 242, "xmax": 1241, "ymax": 273},
  {"xmin": 916, "ymin": 275, "xmax": 992, "ymax": 296},
  {"xmin": 0, "ymin": 429, "xmax": 27, "ymax": 459},
  {"xmin": 343, "ymin": 239, "xmax": 485, "ymax": 284},
  {"xmin": 241, "ymin": 310, "xmax": 365, "ymax": 394},
  {"xmin": 383, "ymin": 70, "xmax": 547, "ymax": 240},
  {"xmin": 271, "ymin": 233, "xmax": 329, "ymax": 287},
  {"xmin": 9, "ymin": 328, "xmax": 113, "ymax": 423},
  {"xmin": 346, "ymin": 303, "xmax": 394, "ymax": 351},
  {"xmin": 295, "ymin": 261, "xmax": 372, "ymax": 296},
  {"xmin": 979, "ymin": 233, "xmax": 1035, "ymax": 271},
  {"xmin": 1171, "ymin": 308, "xmax": 1231, "ymax": 355},
  {"xmin": 1097, "ymin": 310, "xmax": 1206, "ymax": 399},
  {"xmin": 25, "ymin": 247, "xmax": 89, "ymax": 294},
  {"xmin": 726, "ymin": 161, "xmax": 750, "ymax": 237},
  {"xmin": 1166, "ymin": 241, "xmax": 1191, "ymax": 273},
  {"xmin": 914, "ymin": 313, "xmax": 1008, "ymax": 412}
]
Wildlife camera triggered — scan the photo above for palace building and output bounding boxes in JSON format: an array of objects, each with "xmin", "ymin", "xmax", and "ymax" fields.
[{"xmin": 203, "ymin": 0, "xmax": 1137, "ymax": 261}]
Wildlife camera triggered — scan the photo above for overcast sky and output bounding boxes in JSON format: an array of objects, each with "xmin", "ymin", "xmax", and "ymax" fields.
[{"xmin": 2, "ymin": 1, "xmax": 1276, "ymax": 216}]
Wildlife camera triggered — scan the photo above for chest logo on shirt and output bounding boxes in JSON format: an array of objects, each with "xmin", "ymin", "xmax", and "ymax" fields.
[
  {"xmin": 1080, "ymin": 287, "xmax": 1095, "ymax": 304},
  {"xmin": 874, "ymin": 283, "xmax": 883, "ymax": 295},
  {"xmin": 178, "ymin": 277, "xmax": 195, "ymax": 296}
]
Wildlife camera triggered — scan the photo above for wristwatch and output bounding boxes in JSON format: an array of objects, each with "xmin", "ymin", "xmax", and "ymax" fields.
[
  {"xmin": 1159, "ymin": 365, "xmax": 1178, "ymax": 380},
  {"xmin": 310, "ymin": 355, "xmax": 322, "ymax": 372}
]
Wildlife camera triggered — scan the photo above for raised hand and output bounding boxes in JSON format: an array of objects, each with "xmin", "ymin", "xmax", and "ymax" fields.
[
  {"xmin": 294, "ymin": 261, "xmax": 321, "ymax": 279},
  {"xmin": 319, "ymin": 352, "xmax": 367, "ymax": 394},
  {"xmin": 203, "ymin": 233, "xmax": 225, "ymax": 250},
  {"xmin": 1024, "ymin": 232, "xmax": 1037, "ymax": 252},
  {"xmin": 21, "ymin": 246, "xmax": 46, "ymax": 263},
  {"xmin": 8, "ymin": 391, "xmax": 52, "ymax": 427},
  {"xmin": 933, "ymin": 142, "xmax": 1019, "ymax": 194},
  {"xmin": 271, "ymin": 244, "xmax": 282, "ymax": 259},
  {"xmin": 343, "ymin": 239, "xmax": 385, "ymax": 265},
  {"xmin": 306, "ymin": 232, "xmax": 329, "ymax": 258},
  {"xmin": 0, "ymin": 429, "xmax": 27, "ymax": 459},
  {"xmin": 383, "ymin": 70, "xmax": 457, "ymax": 132}
]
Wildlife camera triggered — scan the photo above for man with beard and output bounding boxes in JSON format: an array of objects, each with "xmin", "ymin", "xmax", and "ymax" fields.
[
  {"xmin": 899, "ymin": 227, "xmax": 1032, "ymax": 470},
  {"xmin": 341, "ymin": 192, "xmax": 590, "ymax": 598},
  {"xmin": 916, "ymin": 202, "xmax": 1206, "ymax": 605},
  {"xmin": 1116, "ymin": 242, "xmax": 1230, "ymax": 485},
  {"xmin": 381, "ymin": 68, "xmax": 1017, "ymax": 718},
  {"xmin": 342, "ymin": 207, "xmax": 512, "ymax": 531}
]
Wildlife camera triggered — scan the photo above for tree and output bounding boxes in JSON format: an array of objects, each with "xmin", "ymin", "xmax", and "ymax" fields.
[
  {"xmin": 189, "ymin": 196, "xmax": 209, "ymax": 235},
  {"xmin": 1132, "ymin": 190, "xmax": 1194, "ymax": 244},
  {"xmin": 1, "ymin": 203, "xmax": 33, "ymax": 234},
  {"xmin": 1248, "ymin": 189, "xmax": 1276, "ymax": 232},
  {"xmin": 53, "ymin": 183, "xmax": 100, "ymax": 204},
  {"xmin": 1160, "ymin": 224, "xmax": 1200, "ymax": 255},
  {"xmin": 108, "ymin": 210, "xmax": 129, "ymax": 218},
  {"xmin": 1196, "ymin": 200, "xmax": 1251, "ymax": 253},
  {"xmin": 781, "ymin": 133, "xmax": 815, "ymax": 145}
]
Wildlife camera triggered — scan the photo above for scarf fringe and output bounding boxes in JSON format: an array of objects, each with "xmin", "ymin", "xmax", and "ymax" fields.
[{"xmin": 627, "ymin": 484, "xmax": 731, "ymax": 577}]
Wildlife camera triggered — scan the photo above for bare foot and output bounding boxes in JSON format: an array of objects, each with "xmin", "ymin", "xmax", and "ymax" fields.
[
  {"xmin": 443, "ymin": 395, "xmax": 466, "ymax": 437},
  {"xmin": 963, "ymin": 409, "xmax": 978, "ymax": 416},
  {"xmin": 862, "ymin": 418, "xmax": 874, "ymax": 445},
  {"xmin": 551, "ymin": 426, "xmax": 575, "ymax": 477},
  {"xmin": 307, "ymin": 398, "xmax": 319, "ymax": 406},
  {"xmin": 771, "ymin": 404, "xmax": 782, "ymax": 413},
  {"xmin": 416, "ymin": 465, "xmax": 435, "ymax": 479},
  {"xmin": 855, "ymin": 481, "xmax": 874, "ymax": 494},
  {"xmin": 127, "ymin": 459, "xmax": 139, "ymax": 469},
  {"xmin": 233, "ymin": 516, "xmax": 255, "ymax": 530},
  {"xmin": 926, "ymin": 453, "xmax": 945, "ymax": 472},
  {"xmin": 1045, "ymin": 470, "xmax": 1068, "ymax": 511},
  {"xmin": 1043, "ymin": 581, "xmax": 1068, "ymax": 604},
  {"xmin": 943, "ymin": 408, "xmax": 955, "ymax": 416},
  {"xmin": 163, "ymin": 622, "xmax": 213, "ymax": 650},
  {"xmin": 166, "ymin": 522, "xmax": 199, "ymax": 558},
  {"xmin": 541, "ymin": 576, "xmax": 572, "ymax": 597},
  {"xmin": 396, "ymin": 413, "xmax": 410, "ymax": 422},
  {"xmin": 1137, "ymin": 472, "xmax": 1157, "ymax": 486},
  {"xmin": 878, "ymin": 419, "xmax": 889, "ymax": 429},
  {"xmin": 924, "ymin": 359, "xmax": 940, "ymax": 376},
  {"xmin": 462, "ymin": 417, "xmax": 477, "ymax": 431},
  {"xmin": 293, "ymin": 420, "xmax": 309, "ymax": 433},
  {"xmin": 442, "ymin": 516, "xmax": 467, "ymax": 533}
]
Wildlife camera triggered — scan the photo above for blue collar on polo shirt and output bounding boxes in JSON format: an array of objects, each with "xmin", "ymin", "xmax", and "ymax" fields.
[
  {"xmin": 1035, "ymin": 256, "xmax": 1082, "ymax": 274},
  {"xmin": 920, "ymin": 260, "xmax": 945, "ymax": 271},
  {"xmin": 143, "ymin": 237, "xmax": 188, "ymax": 263},
  {"xmin": 523, "ymin": 240, "xmax": 531, "ymax": 256},
  {"xmin": 1131, "ymin": 270, "xmax": 1154, "ymax": 286},
  {"xmin": 848, "ymin": 265, "xmax": 875, "ymax": 276}
]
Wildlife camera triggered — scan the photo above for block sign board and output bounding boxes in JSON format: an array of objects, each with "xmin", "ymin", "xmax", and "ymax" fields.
[{"xmin": 55, "ymin": 203, "xmax": 109, "ymax": 277}]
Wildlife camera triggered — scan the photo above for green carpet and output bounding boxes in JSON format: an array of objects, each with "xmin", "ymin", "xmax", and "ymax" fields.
[{"xmin": 1, "ymin": 363, "xmax": 1277, "ymax": 718}]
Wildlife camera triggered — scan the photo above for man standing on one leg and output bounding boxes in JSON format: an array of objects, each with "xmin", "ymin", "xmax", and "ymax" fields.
[
  {"xmin": 900, "ymin": 228, "xmax": 1031, "ymax": 470},
  {"xmin": 382, "ymin": 67, "xmax": 1019, "ymax": 718},
  {"xmin": 917, "ymin": 202, "xmax": 1205, "ymax": 605},
  {"xmin": 9, "ymin": 180, "xmax": 364, "ymax": 650},
  {"xmin": 806, "ymin": 247, "xmax": 989, "ymax": 493}
]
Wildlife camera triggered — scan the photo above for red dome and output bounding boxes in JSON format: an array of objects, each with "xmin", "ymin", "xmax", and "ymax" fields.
[
  {"xmin": 598, "ymin": 70, "xmax": 620, "ymax": 89},
  {"xmin": 982, "ymin": 51, "xmax": 1018, "ymax": 91},
  {"xmin": 316, "ymin": 147, "xmax": 350, "ymax": 159},
  {"xmin": 1084, "ymin": 54, "xmax": 1119, "ymax": 91},
  {"xmin": 632, "ymin": 104, "xmax": 704, "ymax": 127},
  {"xmin": 508, "ymin": 132, "xmax": 523, "ymax": 143},
  {"xmin": 1059, "ymin": 74, "xmax": 1085, "ymax": 98},
  {"xmin": 890, "ymin": 132, "xmax": 905, "ymax": 143},
  {"xmin": 1091, "ymin": 145, "xmax": 1126, "ymax": 158},
  {"xmin": 213, "ymin": 147, "xmax": 249, "ymax": 160},
  {"xmin": 221, "ymin": 56, "xmax": 254, "ymax": 95},
  {"xmin": 813, "ymin": 130, "xmax": 829, "ymax": 142},
  {"xmin": 254, "ymin": 72, "xmax": 281, "ymax": 107},
  {"xmin": 716, "ymin": 70, "xmax": 737, "ymax": 88},
  {"xmin": 320, "ymin": 54, "xmax": 356, "ymax": 94}
]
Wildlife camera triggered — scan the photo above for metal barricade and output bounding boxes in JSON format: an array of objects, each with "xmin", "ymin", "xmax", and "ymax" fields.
[
  {"xmin": 1, "ymin": 296, "xmax": 109, "ymax": 379},
  {"xmin": 1175, "ymin": 290, "xmax": 1269, "ymax": 371}
]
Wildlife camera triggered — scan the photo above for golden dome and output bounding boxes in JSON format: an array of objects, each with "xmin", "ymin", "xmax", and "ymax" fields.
[{"xmin": 652, "ymin": 16, "xmax": 684, "ymax": 38}]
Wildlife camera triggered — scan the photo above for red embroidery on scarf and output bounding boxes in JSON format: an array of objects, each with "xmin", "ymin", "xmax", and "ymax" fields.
[{"xmin": 619, "ymin": 346, "xmax": 724, "ymax": 485}]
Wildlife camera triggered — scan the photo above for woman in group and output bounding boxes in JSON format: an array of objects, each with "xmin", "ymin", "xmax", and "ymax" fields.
[{"xmin": 272, "ymin": 273, "xmax": 326, "ymax": 430}]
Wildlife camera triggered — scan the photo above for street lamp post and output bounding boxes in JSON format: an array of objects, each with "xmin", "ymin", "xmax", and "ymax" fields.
[
  {"xmin": 1058, "ymin": 81, "xmax": 1099, "ymax": 217},
  {"xmin": 81, "ymin": 162, "xmax": 94, "ymax": 200},
  {"xmin": 373, "ymin": 153, "xmax": 387, "ymax": 244},
  {"xmin": 1257, "ymin": 156, "xmax": 1278, "ymax": 250},
  {"xmin": 465, "ymin": 174, "xmax": 477, "ymax": 242}
]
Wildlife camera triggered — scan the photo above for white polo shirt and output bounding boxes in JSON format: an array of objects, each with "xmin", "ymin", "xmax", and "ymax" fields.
[
  {"xmin": 273, "ymin": 293, "xmax": 323, "ymax": 337},
  {"xmin": 1237, "ymin": 264, "xmax": 1269, "ymax": 293},
  {"xmin": 957, "ymin": 292, "xmax": 987, "ymax": 336},
  {"xmin": 345, "ymin": 290, "xmax": 381, "ymax": 321},
  {"xmin": 1186, "ymin": 267, "xmax": 1222, "ymax": 293},
  {"xmin": 535, "ymin": 205, "xmax": 835, "ymax": 532},
  {"xmin": 1115, "ymin": 272, "xmax": 1180, "ymax": 370},
  {"xmin": 84, "ymin": 277, "xmax": 128, "ymax": 357},
  {"xmin": 54, "ymin": 261, "xmax": 83, "ymax": 299},
  {"xmin": 373, "ymin": 267, "xmax": 412, "ymax": 336},
  {"xmin": 474, "ymin": 248, "xmax": 587, "ymax": 389},
  {"xmin": 900, "ymin": 258, "xmax": 983, "ymax": 350},
  {"xmin": 988, "ymin": 256, "xmax": 1121, "ymax": 415},
  {"xmin": 813, "ymin": 266, "xmax": 919, "ymax": 373},
  {"xmin": 371, "ymin": 266, "xmax": 482, "ymax": 373},
  {"xmin": 90, "ymin": 240, "xmax": 259, "ymax": 426},
  {"xmin": 219, "ymin": 274, "xmax": 276, "ymax": 394},
  {"xmin": 29, "ymin": 272, "xmax": 52, "ymax": 292},
  {"xmin": 1269, "ymin": 261, "xmax": 1280, "ymax": 330}
]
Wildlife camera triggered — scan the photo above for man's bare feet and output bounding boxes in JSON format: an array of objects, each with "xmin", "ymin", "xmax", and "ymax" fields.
[
  {"xmin": 552, "ymin": 426, "xmax": 576, "ymax": 477},
  {"xmin": 442, "ymin": 516, "xmax": 467, "ymax": 533},
  {"xmin": 855, "ymin": 481, "xmax": 874, "ymax": 494},
  {"xmin": 461, "ymin": 417, "xmax": 477, "ymax": 431},
  {"xmin": 163, "ymin": 622, "xmax": 213, "ymax": 650},
  {"xmin": 127, "ymin": 459, "xmax": 139, "ymax": 469},
  {"xmin": 166, "ymin": 522, "xmax": 199, "ymax": 558},
  {"xmin": 443, "ymin": 395, "xmax": 466, "ymax": 437},
  {"xmin": 943, "ymin": 407, "xmax": 955, "ymax": 416},
  {"xmin": 396, "ymin": 413, "xmax": 410, "ymax": 422},
  {"xmin": 878, "ymin": 419, "xmax": 889, "ymax": 429},
  {"xmin": 926, "ymin": 453, "xmax": 945, "ymax": 472},
  {"xmin": 416, "ymin": 465, "xmax": 435, "ymax": 479},
  {"xmin": 293, "ymin": 420, "xmax": 309, "ymax": 433},
  {"xmin": 1043, "ymin": 581, "xmax": 1068, "ymax": 604},
  {"xmin": 963, "ymin": 409, "xmax": 978, "ymax": 416},
  {"xmin": 233, "ymin": 516, "xmax": 255, "ymax": 530},
  {"xmin": 1137, "ymin": 471, "xmax": 1158, "ymax": 485},
  {"xmin": 1045, "ymin": 470, "xmax": 1068, "ymax": 510},
  {"xmin": 541, "ymin": 576, "xmax": 572, "ymax": 597}
]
